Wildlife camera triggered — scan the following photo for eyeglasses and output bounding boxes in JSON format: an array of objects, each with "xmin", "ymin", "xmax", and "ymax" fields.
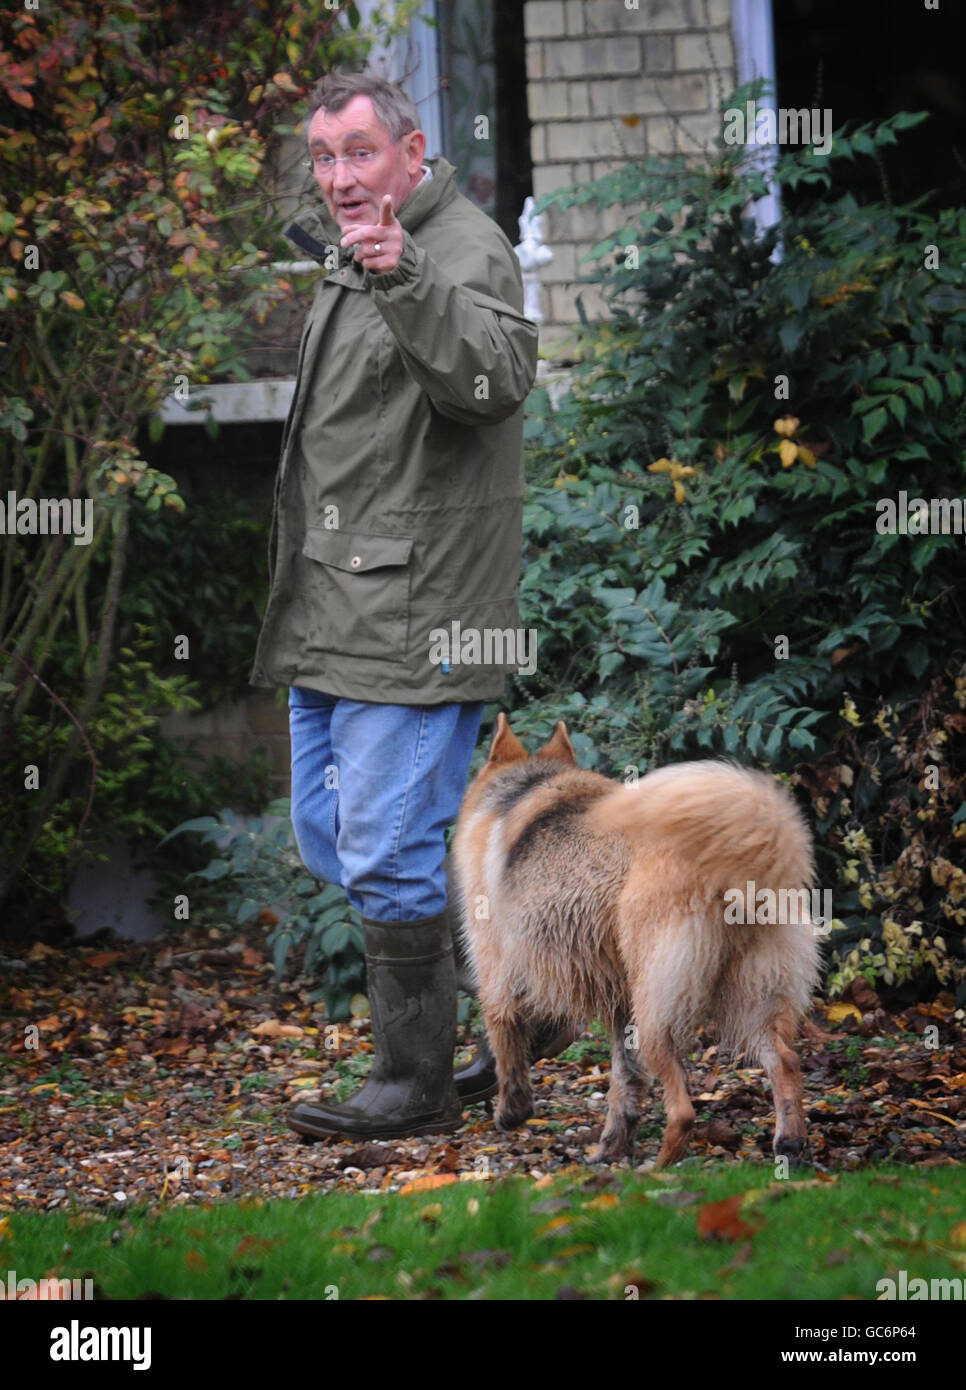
[{"xmin": 301, "ymin": 138, "xmax": 403, "ymax": 174}]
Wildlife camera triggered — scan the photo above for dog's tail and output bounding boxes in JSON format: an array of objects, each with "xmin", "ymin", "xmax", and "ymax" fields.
[
  {"xmin": 587, "ymin": 759, "xmax": 813, "ymax": 894},
  {"xmin": 587, "ymin": 761, "xmax": 820, "ymax": 1059}
]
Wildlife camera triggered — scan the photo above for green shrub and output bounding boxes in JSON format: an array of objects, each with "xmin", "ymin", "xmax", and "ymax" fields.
[
  {"xmin": 0, "ymin": 623, "xmax": 274, "ymax": 931},
  {"xmin": 117, "ymin": 489, "xmax": 268, "ymax": 709},
  {"xmin": 161, "ymin": 804, "xmax": 366, "ymax": 1021},
  {"xmin": 513, "ymin": 87, "xmax": 966, "ymax": 999}
]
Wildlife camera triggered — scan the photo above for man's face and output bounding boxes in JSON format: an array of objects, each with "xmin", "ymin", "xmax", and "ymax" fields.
[{"xmin": 306, "ymin": 94, "xmax": 427, "ymax": 231}]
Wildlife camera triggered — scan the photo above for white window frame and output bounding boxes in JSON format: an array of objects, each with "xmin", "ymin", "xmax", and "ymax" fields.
[
  {"xmin": 731, "ymin": 0, "xmax": 781, "ymax": 240},
  {"xmin": 356, "ymin": 0, "xmax": 444, "ymax": 157}
]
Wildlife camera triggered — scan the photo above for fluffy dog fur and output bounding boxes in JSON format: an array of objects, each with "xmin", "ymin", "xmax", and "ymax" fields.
[{"xmin": 452, "ymin": 716, "xmax": 821, "ymax": 1168}]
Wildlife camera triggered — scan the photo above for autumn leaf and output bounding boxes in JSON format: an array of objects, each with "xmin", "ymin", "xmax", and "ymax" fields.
[
  {"xmin": 536, "ymin": 1214, "xmax": 573, "ymax": 1236},
  {"xmin": 696, "ymin": 1194, "xmax": 761, "ymax": 1242},
  {"xmin": 251, "ymin": 1019, "xmax": 303, "ymax": 1038},
  {"xmin": 398, "ymin": 1174, "xmax": 457, "ymax": 1195},
  {"xmin": 825, "ymin": 1002, "xmax": 862, "ymax": 1024},
  {"xmin": 585, "ymin": 1192, "xmax": 619, "ymax": 1211},
  {"xmin": 917, "ymin": 1000, "xmax": 954, "ymax": 1019},
  {"xmin": 904, "ymin": 1099, "xmax": 960, "ymax": 1126},
  {"xmin": 232, "ymin": 1236, "xmax": 275, "ymax": 1258}
]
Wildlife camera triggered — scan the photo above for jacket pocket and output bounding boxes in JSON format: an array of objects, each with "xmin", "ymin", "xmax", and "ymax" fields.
[
  {"xmin": 412, "ymin": 593, "xmax": 532, "ymax": 676},
  {"xmin": 298, "ymin": 527, "xmax": 414, "ymax": 660}
]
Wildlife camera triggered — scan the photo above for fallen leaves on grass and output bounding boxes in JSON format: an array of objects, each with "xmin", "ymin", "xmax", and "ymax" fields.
[
  {"xmin": 0, "ymin": 921, "xmax": 963, "ymax": 1213},
  {"xmin": 697, "ymin": 1195, "xmax": 761, "ymax": 1242}
]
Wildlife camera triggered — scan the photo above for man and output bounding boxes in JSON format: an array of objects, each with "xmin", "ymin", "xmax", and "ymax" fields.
[{"xmin": 249, "ymin": 71, "xmax": 539, "ymax": 1139}]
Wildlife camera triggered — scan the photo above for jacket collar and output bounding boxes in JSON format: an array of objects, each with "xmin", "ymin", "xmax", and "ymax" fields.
[{"xmin": 284, "ymin": 155, "xmax": 457, "ymax": 266}]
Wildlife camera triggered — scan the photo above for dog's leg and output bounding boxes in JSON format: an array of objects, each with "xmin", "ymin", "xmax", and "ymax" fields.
[
  {"xmin": 640, "ymin": 1029, "xmax": 695, "ymax": 1169},
  {"xmin": 487, "ymin": 1004, "xmax": 534, "ymax": 1131},
  {"xmin": 760, "ymin": 1002, "xmax": 808, "ymax": 1164},
  {"xmin": 600, "ymin": 1011, "xmax": 645, "ymax": 1162}
]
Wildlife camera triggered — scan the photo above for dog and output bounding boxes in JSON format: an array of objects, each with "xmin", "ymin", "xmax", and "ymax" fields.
[{"xmin": 452, "ymin": 715, "xmax": 821, "ymax": 1168}]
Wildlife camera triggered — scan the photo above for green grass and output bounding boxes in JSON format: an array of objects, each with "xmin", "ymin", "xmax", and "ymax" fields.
[{"xmin": 4, "ymin": 1164, "xmax": 964, "ymax": 1300}]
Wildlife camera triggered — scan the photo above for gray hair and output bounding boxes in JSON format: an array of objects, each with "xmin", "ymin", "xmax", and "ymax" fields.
[{"xmin": 305, "ymin": 71, "xmax": 420, "ymax": 142}]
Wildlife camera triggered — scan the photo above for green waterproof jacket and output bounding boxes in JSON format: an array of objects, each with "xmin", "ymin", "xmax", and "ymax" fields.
[{"xmin": 249, "ymin": 155, "xmax": 539, "ymax": 704}]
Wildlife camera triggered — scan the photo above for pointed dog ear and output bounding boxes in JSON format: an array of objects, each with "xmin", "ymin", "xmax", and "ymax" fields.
[
  {"xmin": 536, "ymin": 720, "xmax": 576, "ymax": 764},
  {"xmin": 486, "ymin": 712, "xmax": 528, "ymax": 765}
]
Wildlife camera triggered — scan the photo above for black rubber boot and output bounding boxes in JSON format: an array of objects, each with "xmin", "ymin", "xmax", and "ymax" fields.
[
  {"xmin": 454, "ymin": 1018, "xmax": 579, "ymax": 1105},
  {"xmin": 287, "ymin": 910, "xmax": 463, "ymax": 1141}
]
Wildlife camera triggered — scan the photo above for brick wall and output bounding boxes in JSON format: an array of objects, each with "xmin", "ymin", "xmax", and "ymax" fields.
[
  {"xmin": 525, "ymin": 0, "xmax": 736, "ymax": 357},
  {"xmin": 159, "ymin": 690, "xmax": 292, "ymax": 796}
]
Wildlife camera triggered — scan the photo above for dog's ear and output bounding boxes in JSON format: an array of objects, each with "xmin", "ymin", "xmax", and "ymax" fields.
[
  {"xmin": 486, "ymin": 712, "xmax": 528, "ymax": 765},
  {"xmin": 536, "ymin": 720, "xmax": 577, "ymax": 764}
]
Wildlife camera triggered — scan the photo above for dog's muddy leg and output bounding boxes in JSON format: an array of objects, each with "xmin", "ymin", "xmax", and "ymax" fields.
[
  {"xmin": 487, "ymin": 1007, "xmax": 534, "ymax": 1131},
  {"xmin": 642, "ymin": 1031, "xmax": 695, "ymax": 1169},
  {"xmin": 761, "ymin": 1004, "xmax": 808, "ymax": 1164},
  {"xmin": 600, "ymin": 1012, "xmax": 645, "ymax": 1162}
]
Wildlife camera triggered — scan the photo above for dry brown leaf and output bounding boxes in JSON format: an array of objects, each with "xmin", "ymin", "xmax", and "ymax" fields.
[
  {"xmin": 696, "ymin": 1195, "xmax": 760, "ymax": 1242},
  {"xmin": 904, "ymin": 1099, "xmax": 960, "ymax": 1126},
  {"xmin": 251, "ymin": 1020, "xmax": 303, "ymax": 1038},
  {"xmin": 398, "ymin": 1174, "xmax": 457, "ymax": 1195},
  {"xmin": 825, "ymin": 1002, "xmax": 862, "ymax": 1024}
]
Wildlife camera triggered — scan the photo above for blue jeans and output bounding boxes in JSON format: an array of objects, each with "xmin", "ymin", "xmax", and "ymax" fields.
[{"xmin": 288, "ymin": 687, "xmax": 485, "ymax": 924}]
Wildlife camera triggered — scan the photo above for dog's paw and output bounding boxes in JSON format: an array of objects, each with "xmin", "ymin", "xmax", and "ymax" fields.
[
  {"xmin": 774, "ymin": 1136, "xmax": 811, "ymax": 1170},
  {"xmin": 598, "ymin": 1134, "xmax": 634, "ymax": 1165},
  {"xmin": 494, "ymin": 1101, "xmax": 534, "ymax": 1131},
  {"xmin": 774, "ymin": 1135, "xmax": 804, "ymax": 1157}
]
